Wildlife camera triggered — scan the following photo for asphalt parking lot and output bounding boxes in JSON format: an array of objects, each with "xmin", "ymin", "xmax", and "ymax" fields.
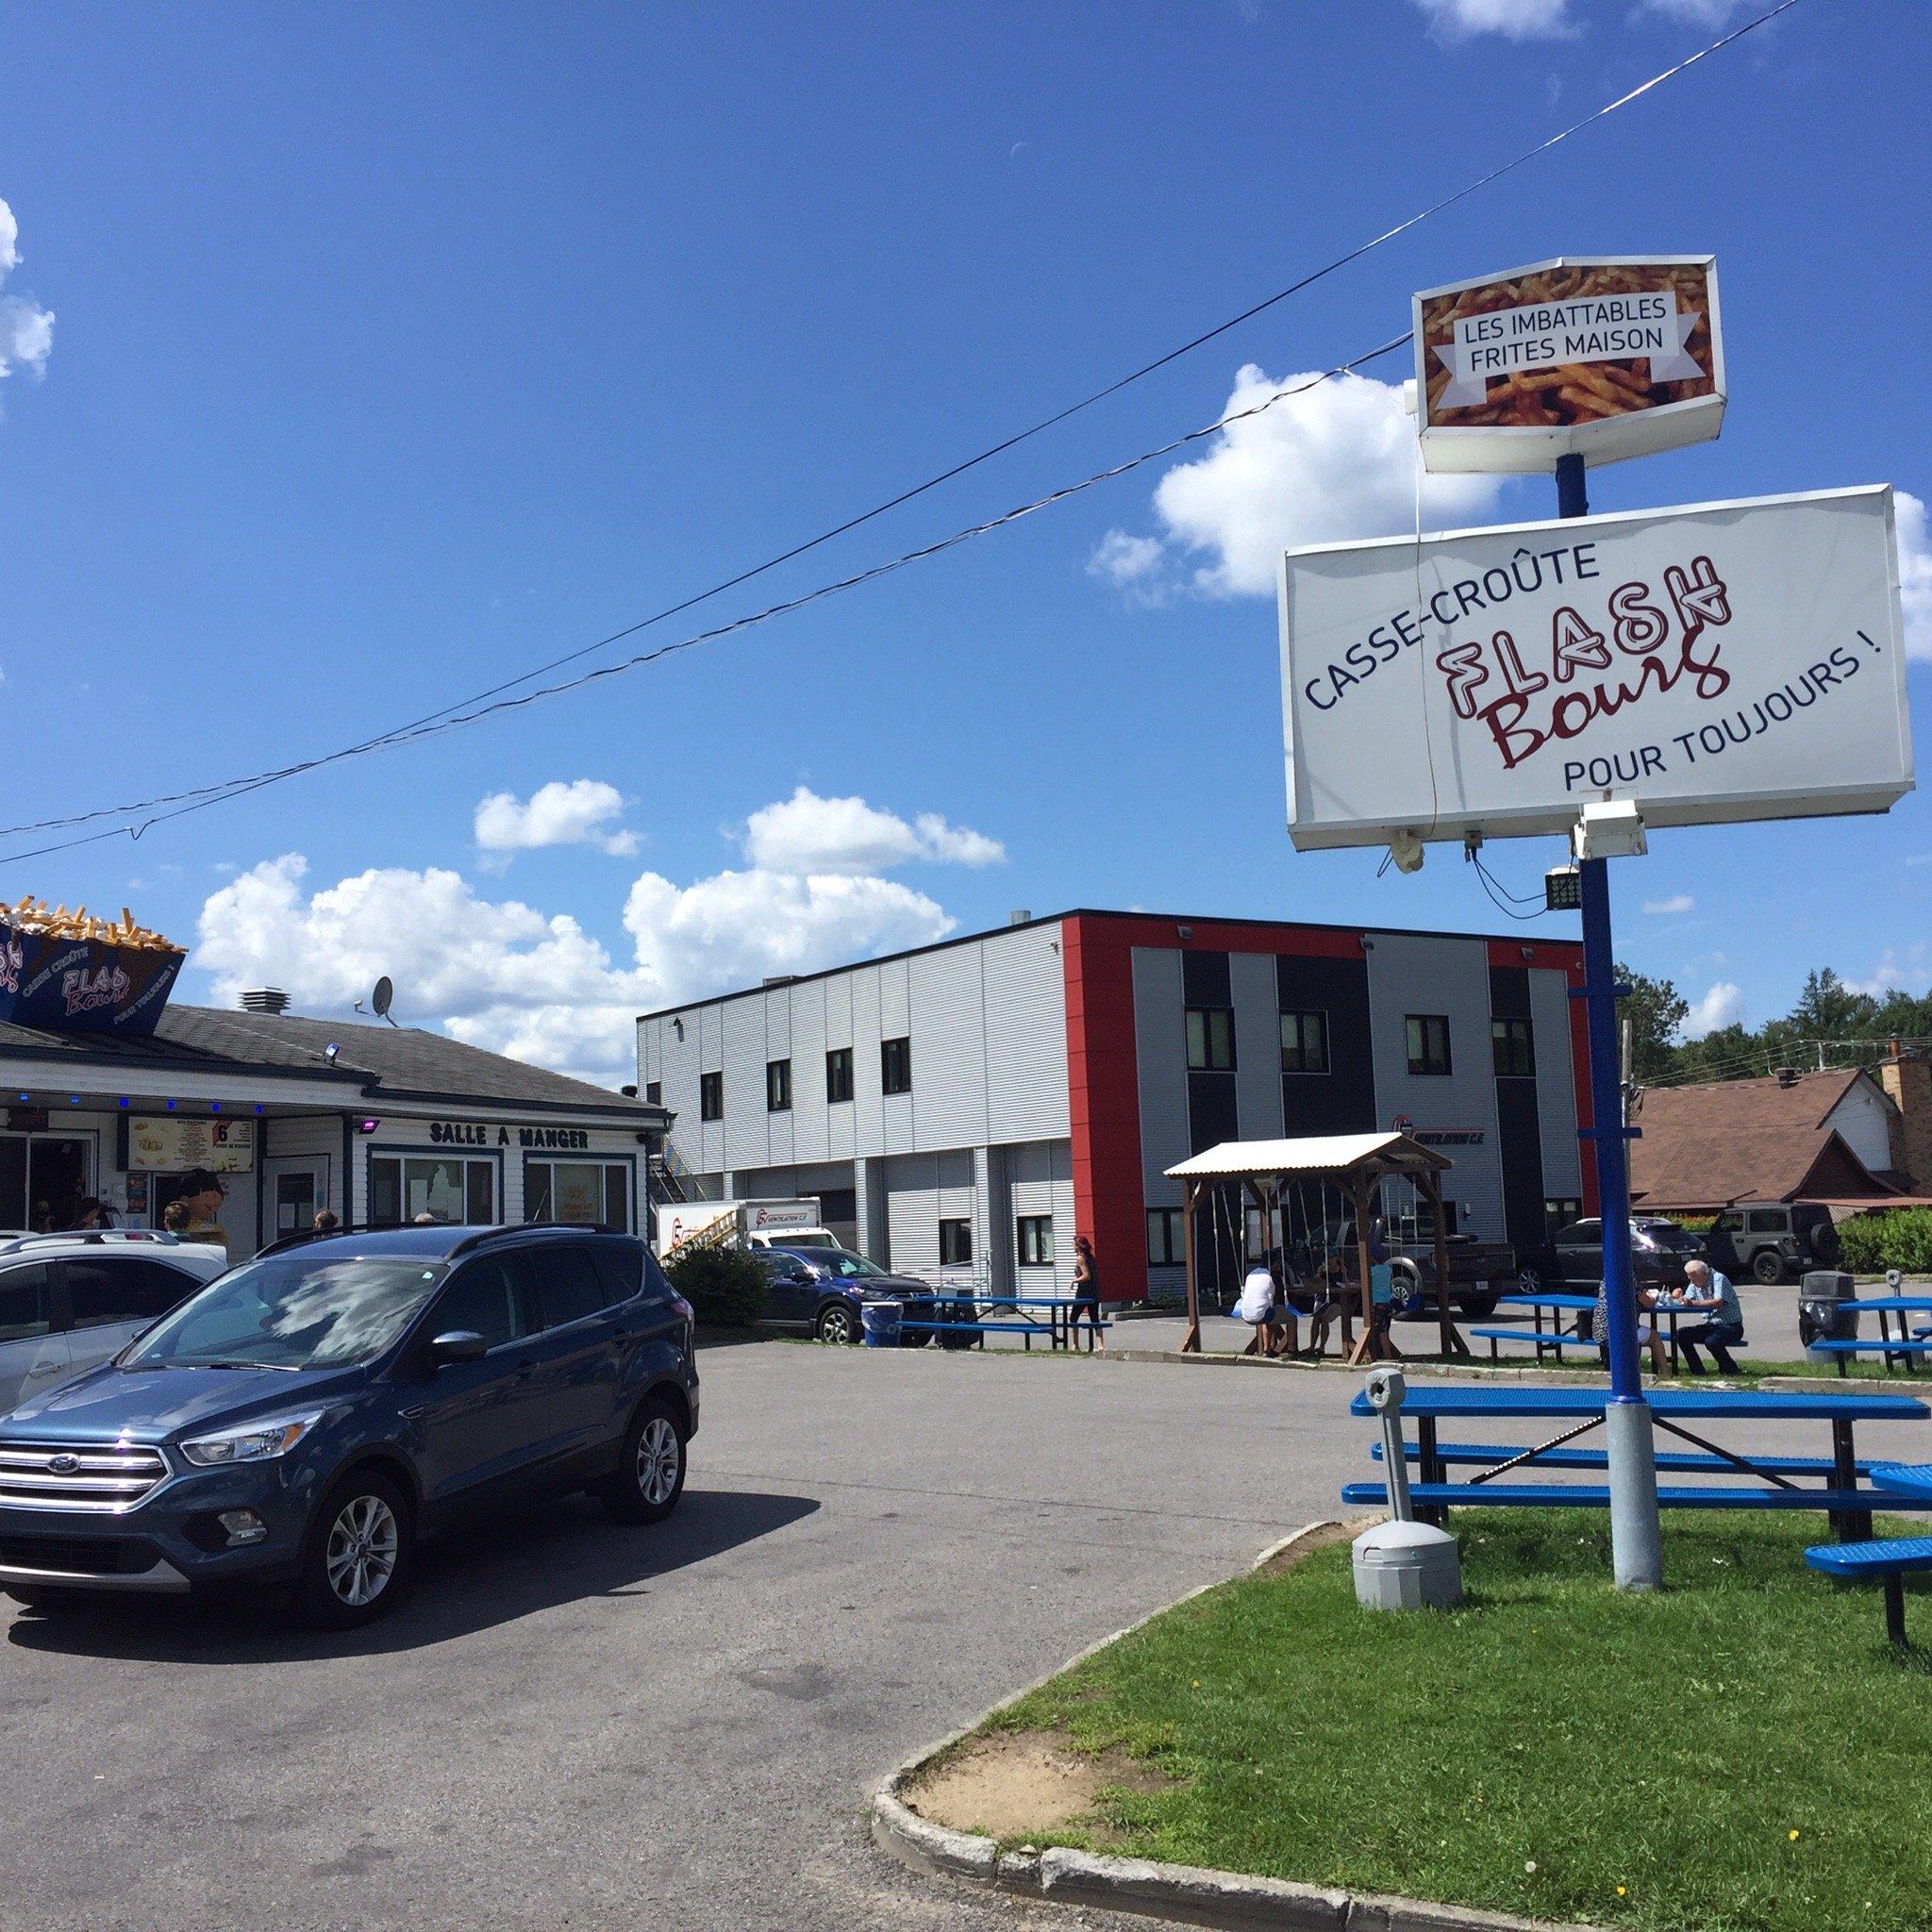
[{"xmin": 5, "ymin": 1335, "xmax": 1927, "ymax": 1932}]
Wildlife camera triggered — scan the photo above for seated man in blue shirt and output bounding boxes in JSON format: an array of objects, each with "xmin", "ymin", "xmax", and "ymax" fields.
[{"xmin": 1675, "ymin": 1258, "xmax": 1745, "ymax": 1375}]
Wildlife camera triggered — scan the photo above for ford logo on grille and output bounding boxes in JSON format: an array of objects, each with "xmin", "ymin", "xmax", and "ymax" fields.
[{"xmin": 48, "ymin": 1454, "xmax": 81, "ymax": 1475}]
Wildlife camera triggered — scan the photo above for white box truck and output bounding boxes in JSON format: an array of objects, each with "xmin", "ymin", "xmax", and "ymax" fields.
[{"xmin": 654, "ymin": 1197, "xmax": 835, "ymax": 1258}]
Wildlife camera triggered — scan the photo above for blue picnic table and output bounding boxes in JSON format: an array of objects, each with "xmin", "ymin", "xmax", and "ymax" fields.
[
  {"xmin": 1807, "ymin": 1296, "xmax": 1932, "ymax": 1376},
  {"xmin": 897, "ymin": 1294, "xmax": 1107, "ymax": 1351},
  {"xmin": 1344, "ymin": 1383, "xmax": 1929, "ymax": 1539},
  {"xmin": 1473, "ymin": 1291, "xmax": 1596, "ymax": 1363}
]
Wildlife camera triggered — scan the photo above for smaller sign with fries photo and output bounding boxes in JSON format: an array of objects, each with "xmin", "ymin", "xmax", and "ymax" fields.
[{"xmin": 1415, "ymin": 256, "xmax": 1724, "ymax": 474}]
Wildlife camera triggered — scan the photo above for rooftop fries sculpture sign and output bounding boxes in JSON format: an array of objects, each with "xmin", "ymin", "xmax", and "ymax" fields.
[
  {"xmin": 1416, "ymin": 257, "xmax": 1724, "ymax": 473},
  {"xmin": 1277, "ymin": 486, "xmax": 1911, "ymax": 850}
]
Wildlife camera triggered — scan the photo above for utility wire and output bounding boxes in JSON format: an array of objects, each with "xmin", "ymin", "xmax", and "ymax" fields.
[
  {"xmin": 1, "ymin": 337, "xmax": 1417, "ymax": 866},
  {"xmin": 0, "ymin": 0, "xmax": 1807, "ymax": 859}
]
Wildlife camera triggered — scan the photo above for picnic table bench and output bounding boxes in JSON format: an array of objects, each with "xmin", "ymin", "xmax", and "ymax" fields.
[
  {"xmin": 1806, "ymin": 1461, "xmax": 1932, "ymax": 1644},
  {"xmin": 1343, "ymin": 1383, "xmax": 1928, "ymax": 1539},
  {"xmin": 897, "ymin": 1295, "xmax": 1109, "ymax": 1352}
]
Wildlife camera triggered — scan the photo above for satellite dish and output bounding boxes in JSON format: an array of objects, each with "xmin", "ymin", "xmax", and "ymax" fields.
[{"xmin": 371, "ymin": 975, "xmax": 396, "ymax": 1025}]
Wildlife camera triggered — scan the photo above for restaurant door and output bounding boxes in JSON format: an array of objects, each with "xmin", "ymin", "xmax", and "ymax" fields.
[
  {"xmin": 0, "ymin": 1135, "xmax": 92, "ymax": 1232},
  {"xmin": 264, "ymin": 1155, "xmax": 331, "ymax": 1242}
]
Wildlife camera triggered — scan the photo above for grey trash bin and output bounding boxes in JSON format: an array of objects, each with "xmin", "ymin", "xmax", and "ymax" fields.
[{"xmin": 1799, "ymin": 1269, "xmax": 1857, "ymax": 1349}]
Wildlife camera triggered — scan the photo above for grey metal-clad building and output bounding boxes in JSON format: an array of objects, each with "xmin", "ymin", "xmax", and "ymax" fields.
[{"xmin": 639, "ymin": 909, "xmax": 1589, "ymax": 1305}]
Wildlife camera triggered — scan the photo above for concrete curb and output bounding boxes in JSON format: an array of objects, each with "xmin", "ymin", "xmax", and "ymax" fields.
[{"xmin": 870, "ymin": 1519, "xmax": 1594, "ymax": 1932}]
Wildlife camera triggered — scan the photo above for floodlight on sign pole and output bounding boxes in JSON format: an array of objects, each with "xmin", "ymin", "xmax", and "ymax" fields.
[{"xmin": 1277, "ymin": 253, "xmax": 1915, "ymax": 1596}]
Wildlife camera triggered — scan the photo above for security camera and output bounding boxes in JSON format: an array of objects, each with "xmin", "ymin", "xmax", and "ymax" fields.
[
  {"xmin": 1388, "ymin": 829, "xmax": 1424, "ymax": 875},
  {"xmin": 1363, "ymin": 1364, "xmax": 1407, "ymax": 1415}
]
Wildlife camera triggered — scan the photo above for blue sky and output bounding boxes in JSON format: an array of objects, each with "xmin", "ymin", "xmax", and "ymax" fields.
[{"xmin": 0, "ymin": 0, "xmax": 1926, "ymax": 1082}]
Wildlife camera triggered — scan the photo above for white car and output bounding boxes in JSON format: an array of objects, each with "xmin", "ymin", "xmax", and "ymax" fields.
[{"xmin": 0, "ymin": 1232, "xmax": 228, "ymax": 1416}]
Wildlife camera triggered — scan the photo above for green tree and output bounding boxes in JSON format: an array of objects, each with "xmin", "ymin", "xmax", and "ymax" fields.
[
  {"xmin": 1789, "ymin": 967, "xmax": 1878, "ymax": 1043},
  {"xmin": 1615, "ymin": 962, "xmax": 1689, "ymax": 1082}
]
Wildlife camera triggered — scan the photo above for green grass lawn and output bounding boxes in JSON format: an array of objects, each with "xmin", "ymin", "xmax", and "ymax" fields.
[{"xmin": 985, "ymin": 1510, "xmax": 1932, "ymax": 1932}]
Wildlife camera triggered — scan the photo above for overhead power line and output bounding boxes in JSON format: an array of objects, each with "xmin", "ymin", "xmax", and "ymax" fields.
[{"xmin": 0, "ymin": 0, "xmax": 1808, "ymax": 865}]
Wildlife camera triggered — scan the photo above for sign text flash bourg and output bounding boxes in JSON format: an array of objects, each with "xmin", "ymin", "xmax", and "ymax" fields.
[{"xmin": 1277, "ymin": 486, "xmax": 1912, "ymax": 849}]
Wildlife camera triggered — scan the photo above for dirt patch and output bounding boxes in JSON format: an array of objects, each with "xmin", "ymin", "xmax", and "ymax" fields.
[
  {"xmin": 1254, "ymin": 1516, "xmax": 1364, "ymax": 1576},
  {"xmin": 904, "ymin": 1730, "xmax": 1172, "ymax": 1840}
]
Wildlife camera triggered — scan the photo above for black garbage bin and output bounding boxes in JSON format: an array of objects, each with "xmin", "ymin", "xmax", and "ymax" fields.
[{"xmin": 1799, "ymin": 1269, "xmax": 1857, "ymax": 1349}]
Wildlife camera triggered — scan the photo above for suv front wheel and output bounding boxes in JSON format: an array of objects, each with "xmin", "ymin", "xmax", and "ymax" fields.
[
  {"xmin": 295, "ymin": 1470, "xmax": 413, "ymax": 1629},
  {"xmin": 1752, "ymin": 1249, "xmax": 1787, "ymax": 1286},
  {"xmin": 815, "ymin": 1301, "xmax": 858, "ymax": 1345},
  {"xmin": 600, "ymin": 1396, "xmax": 688, "ymax": 1524}
]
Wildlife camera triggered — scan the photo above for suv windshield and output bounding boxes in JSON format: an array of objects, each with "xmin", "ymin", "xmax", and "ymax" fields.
[
  {"xmin": 1639, "ymin": 1223, "xmax": 1702, "ymax": 1253},
  {"xmin": 124, "ymin": 1254, "xmax": 447, "ymax": 1373},
  {"xmin": 813, "ymin": 1249, "xmax": 883, "ymax": 1279}
]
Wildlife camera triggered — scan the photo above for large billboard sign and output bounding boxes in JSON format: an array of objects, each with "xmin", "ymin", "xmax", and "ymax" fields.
[
  {"xmin": 1416, "ymin": 257, "xmax": 1724, "ymax": 474},
  {"xmin": 1278, "ymin": 486, "xmax": 1912, "ymax": 851}
]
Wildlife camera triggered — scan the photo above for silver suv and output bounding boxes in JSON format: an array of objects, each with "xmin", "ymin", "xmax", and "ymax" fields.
[
  {"xmin": 0, "ymin": 1232, "xmax": 227, "ymax": 1414},
  {"xmin": 1705, "ymin": 1205, "xmax": 1841, "ymax": 1286}
]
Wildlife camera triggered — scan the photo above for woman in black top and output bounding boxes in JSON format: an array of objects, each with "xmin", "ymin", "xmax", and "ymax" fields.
[{"xmin": 1070, "ymin": 1235, "xmax": 1104, "ymax": 1351}]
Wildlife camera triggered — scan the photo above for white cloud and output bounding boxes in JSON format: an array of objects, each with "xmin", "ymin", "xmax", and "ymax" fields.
[
  {"xmin": 742, "ymin": 787, "xmax": 1003, "ymax": 874},
  {"xmin": 1411, "ymin": 0, "xmax": 1575, "ymax": 40},
  {"xmin": 1680, "ymin": 981, "xmax": 1744, "ymax": 1040},
  {"xmin": 1843, "ymin": 948, "xmax": 1932, "ymax": 1000},
  {"xmin": 1895, "ymin": 491, "xmax": 1932, "ymax": 664},
  {"xmin": 195, "ymin": 788, "xmax": 990, "ymax": 1086},
  {"xmin": 1636, "ymin": 0, "xmax": 1744, "ymax": 24},
  {"xmin": 1101, "ymin": 366, "xmax": 1506, "ymax": 601},
  {"xmin": 474, "ymin": 778, "xmax": 640, "ymax": 859},
  {"xmin": 1086, "ymin": 530, "xmax": 1171, "ymax": 605},
  {"xmin": 1641, "ymin": 892, "xmax": 1695, "ymax": 916},
  {"xmin": 0, "ymin": 198, "xmax": 54, "ymax": 385}
]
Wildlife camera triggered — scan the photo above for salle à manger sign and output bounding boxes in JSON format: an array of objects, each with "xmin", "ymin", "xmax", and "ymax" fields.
[{"xmin": 428, "ymin": 1121, "xmax": 595, "ymax": 1151}]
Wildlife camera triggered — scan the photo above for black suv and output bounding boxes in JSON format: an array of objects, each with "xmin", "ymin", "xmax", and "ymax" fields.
[
  {"xmin": 1519, "ymin": 1216, "xmax": 1704, "ymax": 1295},
  {"xmin": 0, "ymin": 1224, "xmax": 698, "ymax": 1628}
]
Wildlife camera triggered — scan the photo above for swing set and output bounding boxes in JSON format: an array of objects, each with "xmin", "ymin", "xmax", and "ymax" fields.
[{"xmin": 1164, "ymin": 1132, "xmax": 1470, "ymax": 1363}]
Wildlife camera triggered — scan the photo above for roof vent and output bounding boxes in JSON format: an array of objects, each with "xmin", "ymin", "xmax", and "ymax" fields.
[
  {"xmin": 1775, "ymin": 1065, "xmax": 1799, "ymax": 1088},
  {"xmin": 762, "ymin": 974, "xmax": 798, "ymax": 989},
  {"xmin": 1009, "ymin": 909, "xmax": 1032, "ymax": 926},
  {"xmin": 240, "ymin": 988, "xmax": 290, "ymax": 1015}
]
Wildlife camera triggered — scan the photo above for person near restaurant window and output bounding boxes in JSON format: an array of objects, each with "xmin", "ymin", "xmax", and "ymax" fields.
[
  {"xmin": 161, "ymin": 1200, "xmax": 192, "ymax": 1237},
  {"xmin": 1674, "ymin": 1258, "xmax": 1745, "ymax": 1376},
  {"xmin": 311, "ymin": 1208, "xmax": 340, "ymax": 1235},
  {"xmin": 175, "ymin": 1168, "xmax": 229, "ymax": 1251},
  {"xmin": 72, "ymin": 1196, "xmax": 116, "ymax": 1230},
  {"xmin": 1069, "ymin": 1234, "xmax": 1104, "ymax": 1350}
]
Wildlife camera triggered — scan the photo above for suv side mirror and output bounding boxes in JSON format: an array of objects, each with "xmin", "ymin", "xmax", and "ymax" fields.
[{"xmin": 427, "ymin": 1329, "xmax": 488, "ymax": 1367}]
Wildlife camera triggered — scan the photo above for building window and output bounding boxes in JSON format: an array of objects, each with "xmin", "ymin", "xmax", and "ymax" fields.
[
  {"xmin": 1185, "ymin": 1007, "xmax": 1236, "ymax": 1072},
  {"xmin": 1491, "ymin": 1017, "xmax": 1535, "ymax": 1078},
  {"xmin": 371, "ymin": 1154, "xmax": 495, "ymax": 1228},
  {"xmin": 644, "ymin": 1081, "xmax": 661, "ymax": 1107},
  {"xmin": 1544, "ymin": 1197, "xmax": 1583, "ymax": 1236},
  {"xmin": 699, "ymin": 1071, "xmax": 723, "ymax": 1121},
  {"xmin": 1016, "ymin": 1214, "xmax": 1054, "ymax": 1268},
  {"xmin": 881, "ymin": 1036, "xmax": 912, "ymax": 1095},
  {"xmin": 1279, "ymin": 1010, "xmax": 1329, "ymax": 1074},
  {"xmin": 940, "ymin": 1218, "xmax": 973, "ymax": 1266},
  {"xmin": 766, "ymin": 1058, "xmax": 792, "ymax": 1112},
  {"xmin": 1146, "ymin": 1208, "xmax": 1185, "ymax": 1267},
  {"xmin": 825, "ymin": 1047, "xmax": 854, "ymax": 1104},
  {"xmin": 1406, "ymin": 1013, "xmax": 1452, "ymax": 1077},
  {"xmin": 526, "ymin": 1158, "xmax": 632, "ymax": 1231}
]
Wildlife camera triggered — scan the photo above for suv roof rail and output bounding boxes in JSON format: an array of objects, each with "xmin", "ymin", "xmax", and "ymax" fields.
[
  {"xmin": 444, "ymin": 1220, "xmax": 626, "ymax": 1258},
  {"xmin": 0, "ymin": 1228, "xmax": 199, "ymax": 1257},
  {"xmin": 257, "ymin": 1221, "xmax": 630, "ymax": 1261}
]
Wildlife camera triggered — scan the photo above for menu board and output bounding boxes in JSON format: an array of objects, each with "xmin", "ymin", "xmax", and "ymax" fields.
[{"xmin": 129, "ymin": 1116, "xmax": 256, "ymax": 1174}]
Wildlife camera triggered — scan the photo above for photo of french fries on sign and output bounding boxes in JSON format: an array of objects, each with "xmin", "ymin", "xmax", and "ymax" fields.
[{"xmin": 1414, "ymin": 256, "xmax": 1725, "ymax": 473}]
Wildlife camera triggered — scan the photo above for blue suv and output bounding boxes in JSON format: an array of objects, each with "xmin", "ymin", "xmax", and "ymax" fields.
[{"xmin": 0, "ymin": 1223, "xmax": 698, "ymax": 1628}]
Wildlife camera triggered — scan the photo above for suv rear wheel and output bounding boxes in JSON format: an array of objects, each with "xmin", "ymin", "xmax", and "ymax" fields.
[
  {"xmin": 295, "ymin": 1470, "xmax": 412, "ymax": 1629},
  {"xmin": 600, "ymin": 1396, "xmax": 688, "ymax": 1524}
]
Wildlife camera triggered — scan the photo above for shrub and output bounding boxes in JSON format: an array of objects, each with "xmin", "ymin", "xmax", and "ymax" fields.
[
  {"xmin": 664, "ymin": 1244, "xmax": 768, "ymax": 1328},
  {"xmin": 1837, "ymin": 1208, "xmax": 1932, "ymax": 1276}
]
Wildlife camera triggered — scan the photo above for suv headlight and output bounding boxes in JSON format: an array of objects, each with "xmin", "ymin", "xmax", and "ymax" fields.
[{"xmin": 180, "ymin": 1411, "xmax": 325, "ymax": 1467}]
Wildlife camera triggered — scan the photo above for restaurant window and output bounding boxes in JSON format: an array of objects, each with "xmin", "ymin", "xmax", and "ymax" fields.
[
  {"xmin": 1491, "ymin": 1016, "xmax": 1535, "ymax": 1078},
  {"xmin": 370, "ymin": 1154, "xmax": 495, "ymax": 1228},
  {"xmin": 766, "ymin": 1058, "xmax": 792, "ymax": 1112},
  {"xmin": 700, "ymin": 1071, "xmax": 723, "ymax": 1121},
  {"xmin": 1146, "ymin": 1208, "xmax": 1185, "ymax": 1267},
  {"xmin": 1186, "ymin": 1007, "xmax": 1236, "ymax": 1072},
  {"xmin": 825, "ymin": 1047, "xmax": 854, "ymax": 1105},
  {"xmin": 939, "ymin": 1218, "xmax": 973, "ymax": 1266},
  {"xmin": 1016, "ymin": 1214, "xmax": 1055, "ymax": 1268},
  {"xmin": 1406, "ymin": 1013, "xmax": 1453, "ymax": 1077},
  {"xmin": 525, "ymin": 1158, "xmax": 632, "ymax": 1231},
  {"xmin": 1279, "ymin": 1009, "xmax": 1329, "ymax": 1074},
  {"xmin": 644, "ymin": 1081, "xmax": 662, "ymax": 1107},
  {"xmin": 881, "ymin": 1036, "xmax": 912, "ymax": 1096}
]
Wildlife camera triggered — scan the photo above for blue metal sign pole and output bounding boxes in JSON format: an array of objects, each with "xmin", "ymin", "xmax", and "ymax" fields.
[{"xmin": 1557, "ymin": 453, "xmax": 1663, "ymax": 1591}]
